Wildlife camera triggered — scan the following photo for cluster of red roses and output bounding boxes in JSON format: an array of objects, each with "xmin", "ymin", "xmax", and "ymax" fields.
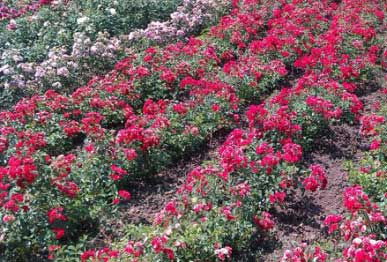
[
  {"xmin": 281, "ymin": 84, "xmax": 387, "ymax": 262},
  {"xmin": 0, "ymin": 0, "xmax": 386, "ymax": 260},
  {"xmin": 281, "ymin": 19, "xmax": 387, "ymax": 262},
  {"xmin": 283, "ymin": 184, "xmax": 387, "ymax": 262},
  {"xmin": 76, "ymin": 0, "xmax": 386, "ymax": 260}
]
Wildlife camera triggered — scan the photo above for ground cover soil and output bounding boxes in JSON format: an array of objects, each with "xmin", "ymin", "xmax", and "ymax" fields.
[
  {"xmin": 257, "ymin": 85, "xmax": 384, "ymax": 261},
  {"xmin": 95, "ymin": 84, "xmax": 384, "ymax": 260}
]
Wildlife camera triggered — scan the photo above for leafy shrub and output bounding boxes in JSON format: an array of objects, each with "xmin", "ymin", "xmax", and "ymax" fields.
[{"xmin": 0, "ymin": 0, "xmax": 385, "ymax": 260}]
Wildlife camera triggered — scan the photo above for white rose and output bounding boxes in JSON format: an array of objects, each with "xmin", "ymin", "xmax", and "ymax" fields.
[
  {"xmin": 52, "ymin": 82, "xmax": 62, "ymax": 89},
  {"xmin": 77, "ymin": 16, "xmax": 89, "ymax": 25},
  {"xmin": 108, "ymin": 8, "xmax": 117, "ymax": 15},
  {"xmin": 352, "ymin": 238, "xmax": 362, "ymax": 245}
]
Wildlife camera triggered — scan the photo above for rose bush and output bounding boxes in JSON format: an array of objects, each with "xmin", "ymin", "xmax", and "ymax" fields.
[
  {"xmin": 0, "ymin": 0, "xmax": 231, "ymax": 110},
  {"xmin": 281, "ymin": 1, "xmax": 387, "ymax": 261},
  {"xmin": 0, "ymin": 0, "xmax": 386, "ymax": 261},
  {"xmin": 0, "ymin": 0, "xmax": 185, "ymax": 108},
  {"xmin": 0, "ymin": 0, "xmax": 45, "ymax": 21}
]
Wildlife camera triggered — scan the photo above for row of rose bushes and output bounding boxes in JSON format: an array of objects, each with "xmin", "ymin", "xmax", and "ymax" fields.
[
  {"xmin": 127, "ymin": 0, "xmax": 229, "ymax": 45},
  {"xmin": 283, "ymin": 9, "xmax": 387, "ymax": 260},
  {"xmin": 102, "ymin": 78, "xmax": 364, "ymax": 262},
  {"xmin": 282, "ymin": 6, "xmax": 387, "ymax": 261},
  {"xmin": 0, "ymin": 0, "xmax": 331, "ymax": 259},
  {"xmin": 0, "ymin": 0, "xmax": 230, "ymax": 109},
  {"xmin": 0, "ymin": 0, "xmax": 269, "ymax": 259},
  {"xmin": 0, "ymin": 0, "xmax": 183, "ymax": 106},
  {"xmin": 65, "ymin": 0, "xmax": 386, "ymax": 261},
  {"xmin": 0, "ymin": 0, "xmax": 385, "ymax": 260},
  {"xmin": 282, "ymin": 85, "xmax": 387, "ymax": 262},
  {"xmin": 0, "ymin": 0, "xmax": 282, "ymax": 258}
]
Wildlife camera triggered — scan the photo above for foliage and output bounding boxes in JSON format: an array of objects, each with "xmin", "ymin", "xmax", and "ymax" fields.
[{"xmin": 0, "ymin": 0, "xmax": 386, "ymax": 261}]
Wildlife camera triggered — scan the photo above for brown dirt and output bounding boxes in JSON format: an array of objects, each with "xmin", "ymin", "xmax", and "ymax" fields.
[
  {"xmin": 89, "ymin": 129, "xmax": 229, "ymax": 248},
  {"xmin": 120, "ymin": 131, "xmax": 227, "ymax": 225},
  {"xmin": 255, "ymin": 87, "xmax": 383, "ymax": 261},
  {"xmin": 258, "ymin": 124, "xmax": 357, "ymax": 261},
  {"xmin": 93, "ymin": 72, "xmax": 385, "ymax": 256}
]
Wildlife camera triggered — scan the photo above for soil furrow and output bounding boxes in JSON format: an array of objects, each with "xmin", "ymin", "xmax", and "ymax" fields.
[{"xmin": 259, "ymin": 87, "xmax": 383, "ymax": 261}]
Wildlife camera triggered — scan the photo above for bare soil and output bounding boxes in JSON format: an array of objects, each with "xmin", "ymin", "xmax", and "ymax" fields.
[
  {"xmin": 91, "ymin": 129, "xmax": 229, "ymax": 247},
  {"xmin": 255, "ymin": 86, "xmax": 383, "ymax": 261},
  {"xmin": 95, "ymin": 74, "xmax": 385, "ymax": 259},
  {"xmin": 120, "ymin": 133, "xmax": 225, "ymax": 225}
]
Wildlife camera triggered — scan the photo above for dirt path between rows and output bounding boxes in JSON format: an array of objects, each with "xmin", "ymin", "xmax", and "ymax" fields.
[
  {"xmin": 258, "ymin": 86, "xmax": 383, "ymax": 261},
  {"xmin": 93, "ymin": 72, "xmax": 385, "ymax": 258},
  {"xmin": 121, "ymin": 131, "xmax": 226, "ymax": 225},
  {"xmin": 90, "ymin": 129, "xmax": 229, "ymax": 247}
]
